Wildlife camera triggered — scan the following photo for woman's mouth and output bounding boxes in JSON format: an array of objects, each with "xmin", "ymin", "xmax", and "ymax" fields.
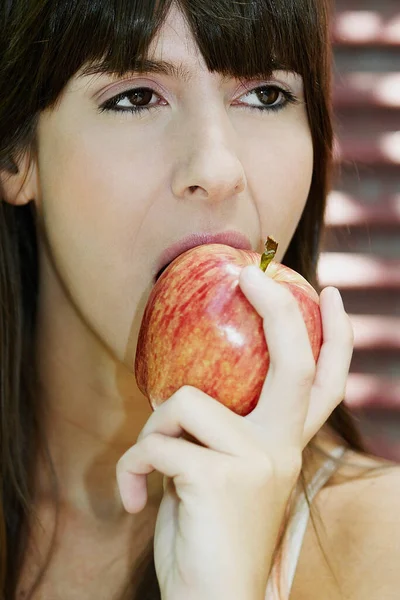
[{"xmin": 153, "ymin": 230, "xmax": 253, "ymax": 283}]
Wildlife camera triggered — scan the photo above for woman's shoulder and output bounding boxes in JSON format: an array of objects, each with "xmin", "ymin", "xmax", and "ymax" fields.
[{"xmin": 291, "ymin": 448, "xmax": 400, "ymax": 599}]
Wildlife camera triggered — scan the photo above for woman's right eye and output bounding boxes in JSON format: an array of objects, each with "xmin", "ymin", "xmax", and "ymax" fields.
[{"xmin": 98, "ymin": 87, "xmax": 163, "ymax": 114}]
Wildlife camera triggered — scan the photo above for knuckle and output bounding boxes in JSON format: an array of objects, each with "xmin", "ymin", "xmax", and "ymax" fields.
[
  {"xmin": 247, "ymin": 450, "xmax": 302, "ymax": 488},
  {"xmin": 141, "ymin": 431, "xmax": 160, "ymax": 452},
  {"xmin": 179, "ymin": 384, "xmax": 193, "ymax": 394},
  {"xmin": 252, "ymin": 455, "xmax": 274, "ymax": 482},
  {"xmin": 139, "ymin": 433, "xmax": 153, "ymax": 451},
  {"xmin": 172, "ymin": 385, "xmax": 211, "ymax": 415},
  {"xmin": 171, "ymin": 386, "xmax": 190, "ymax": 410},
  {"xmin": 236, "ymin": 454, "xmax": 275, "ymax": 489},
  {"xmin": 153, "ymin": 431, "xmax": 167, "ymax": 445},
  {"xmin": 252, "ymin": 448, "xmax": 273, "ymax": 469}
]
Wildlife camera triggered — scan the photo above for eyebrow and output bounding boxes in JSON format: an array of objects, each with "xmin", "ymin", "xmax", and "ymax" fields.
[
  {"xmin": 79, "ymin": 58, "xmax": 297, "ymax": 84},
  {"xmin": 80, "ymin": 60, "xmax": 199, "ymax": 84}
]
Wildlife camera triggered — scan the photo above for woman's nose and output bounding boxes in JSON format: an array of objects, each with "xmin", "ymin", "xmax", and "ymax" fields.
[{"xmin": 171, "ymin": 117, "xmax": 247, "ymax": 202}]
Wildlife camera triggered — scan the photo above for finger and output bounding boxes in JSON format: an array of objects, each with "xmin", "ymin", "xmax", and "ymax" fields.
[
  {"xmin": 302, "ymin": 287, "xmax": 354, "ymax": 446},
  {"xmin": 137, "ymin": 385, "xmax": 257, "ymax": 457},
  {"xmin": 116, "ymin": 433, "xmax": 216, "ymax": 513},
  {"xmin": 239, "ymin": 266, "xmax": 315, "ymax": 444},
  {"xmin": 239, "ymin": 266, "xmax": 315, "ymax": 377}
]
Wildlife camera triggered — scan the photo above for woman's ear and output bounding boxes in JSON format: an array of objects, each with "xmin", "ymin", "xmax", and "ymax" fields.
[{"xmin": 0, "ymin": 151, "xmax": 39, "ymax": 207}]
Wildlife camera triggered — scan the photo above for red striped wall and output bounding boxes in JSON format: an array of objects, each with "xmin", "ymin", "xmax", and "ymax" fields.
[{"xmin": 318, "ymin": 0, "xmax": 400, "ymax": 461}]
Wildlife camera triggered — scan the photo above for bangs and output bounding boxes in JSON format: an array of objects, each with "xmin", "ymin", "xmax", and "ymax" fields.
[{"xmin": 31, "ymin": 0, "xmax": 323, "ymax": 108}]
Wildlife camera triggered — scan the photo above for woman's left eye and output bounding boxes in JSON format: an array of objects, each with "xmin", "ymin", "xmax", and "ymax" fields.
[{"xmin": 237, "ymin": 85, "xmax": 298, "ymax": 112}]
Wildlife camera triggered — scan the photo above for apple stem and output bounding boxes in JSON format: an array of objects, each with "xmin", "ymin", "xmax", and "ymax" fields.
[{"xmin": 260, "ymin": 236, "xmax": 278, "ymax": 272}]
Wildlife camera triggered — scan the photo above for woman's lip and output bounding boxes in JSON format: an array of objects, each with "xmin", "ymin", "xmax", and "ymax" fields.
[{"xmin": 154, "ymin": 231, "xmax": 253, "ymax": 280}]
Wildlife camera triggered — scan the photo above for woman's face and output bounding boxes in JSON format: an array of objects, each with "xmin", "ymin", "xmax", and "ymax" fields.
[{"xmin": 33, "ymin": 4, "xmax": 313, "ymax": 367}]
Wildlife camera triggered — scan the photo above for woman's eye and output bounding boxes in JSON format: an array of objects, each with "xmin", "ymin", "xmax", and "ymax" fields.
[
  {"xmin": 98, "ymin": 84, "xmax": 299, "ymax": 116},
  {"xmin": 99, "ymin": 87, "xmax": 162, "ymax": 114},
  {"xmin": 238, "ymin": 85, "xmax": 298, "ymax": 112}
]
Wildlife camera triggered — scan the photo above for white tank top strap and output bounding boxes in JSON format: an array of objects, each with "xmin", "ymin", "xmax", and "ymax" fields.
[{"xmin": 265, "ymin": 444, "xmax": 347, "ymax": 599}]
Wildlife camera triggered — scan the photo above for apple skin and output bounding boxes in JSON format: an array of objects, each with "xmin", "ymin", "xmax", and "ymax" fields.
[{"xmin": 135, "ymin": 243, "xmax": 322, "ymax": 416}]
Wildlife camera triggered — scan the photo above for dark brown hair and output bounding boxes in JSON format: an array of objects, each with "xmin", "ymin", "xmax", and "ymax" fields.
[{"xmin": 0, "ymin": 0, "xmax": 390, "ymax": 598}]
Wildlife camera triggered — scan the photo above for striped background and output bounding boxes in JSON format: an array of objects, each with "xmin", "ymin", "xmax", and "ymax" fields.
[{"xmin": 319, "ymin": 0, "xmax": 400, "ymax": 461}]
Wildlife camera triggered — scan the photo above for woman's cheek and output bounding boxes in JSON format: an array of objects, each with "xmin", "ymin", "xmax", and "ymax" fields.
[
  {"xmin": 246, "ymin": 124, "xmax": 313, "ymax": 259},
  {"xmin": 33, "ymin": 129, "xmax": 139, "ymax": 356}
]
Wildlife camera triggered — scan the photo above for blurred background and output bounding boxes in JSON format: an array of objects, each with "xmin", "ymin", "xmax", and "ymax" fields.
[{"xmin": 318, "ymin": 0, "xmax": 400, "ymax": 461}]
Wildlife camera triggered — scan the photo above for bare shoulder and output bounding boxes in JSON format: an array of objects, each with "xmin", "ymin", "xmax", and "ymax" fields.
[{"xmin": 291, "ymin": 449, "xmax": 400, "ymax": 599}]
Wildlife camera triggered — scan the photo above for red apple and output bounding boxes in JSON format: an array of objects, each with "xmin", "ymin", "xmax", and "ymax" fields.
[{"xmin": 135, "ymin": 238, "xmax": 322, "ymax": 416}]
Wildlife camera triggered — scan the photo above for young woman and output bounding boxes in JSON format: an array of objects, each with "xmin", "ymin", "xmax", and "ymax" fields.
[{"xmin": 0, "ymin": 0, "xmax": 399, "ymax": 598}]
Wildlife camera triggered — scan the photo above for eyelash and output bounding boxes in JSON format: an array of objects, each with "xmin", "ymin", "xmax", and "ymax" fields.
[{"xmin": 98, "ymin": 85, "xmax": 299, "ymax": 116}]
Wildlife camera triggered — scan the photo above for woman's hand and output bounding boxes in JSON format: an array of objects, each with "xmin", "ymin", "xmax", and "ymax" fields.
[{"xmin": 117, "ymin": 265, "xmax": 354, "ymax": 600}]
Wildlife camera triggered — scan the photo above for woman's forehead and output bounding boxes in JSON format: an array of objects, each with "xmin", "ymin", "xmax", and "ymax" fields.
[{"xmin": 67, "ymin": 0, "xmax": 313, "ymax": 82}]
